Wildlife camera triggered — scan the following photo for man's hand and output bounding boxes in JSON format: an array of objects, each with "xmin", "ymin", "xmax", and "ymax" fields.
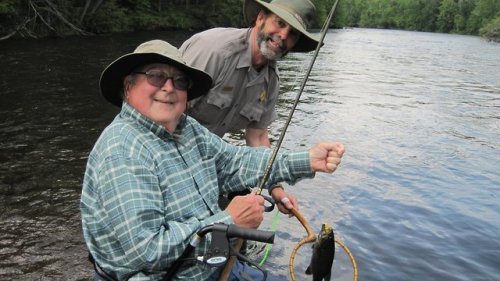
[
  {"xmin": 225, "ymin": 191, "xmax": 265, "ymax": 229},
  {"xmin": 270, "ymin": 185, "xmax": 298, "ymax": 216},
  {"xmin": 309, "ymin": 142, "xmax": 345, "ymax": 173}
]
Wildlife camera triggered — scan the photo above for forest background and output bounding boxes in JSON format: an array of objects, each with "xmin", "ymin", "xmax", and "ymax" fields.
[{"xmin": 0, "ymin": 0, "xmax": 499, "ymax": 42}]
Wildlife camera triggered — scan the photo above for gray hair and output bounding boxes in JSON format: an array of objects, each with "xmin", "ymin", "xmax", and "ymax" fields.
[{"xmin": 122, "ymin": 74, "xmax": 139, "ymax": 100}]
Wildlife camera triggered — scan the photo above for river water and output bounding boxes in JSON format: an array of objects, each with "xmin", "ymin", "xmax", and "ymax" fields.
[{"xmin": 0, "ymin": 28, "xmax": 499, "ymax": 281}]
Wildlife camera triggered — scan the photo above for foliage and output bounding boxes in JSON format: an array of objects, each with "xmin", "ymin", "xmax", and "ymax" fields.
[
  {"xmin": 205, "ymin": 0, "xmax": 246, "ymax": 28},
  {"xmin": 467, "ymin": 0, "xmax": 500, "ymax": 34},
  {"xmin": 83, "ymin": 1, "xmax": 131, "ymax": 33},
  {"xmin": 334, "ymin": 0, "xmax": 363, "ymax": 27},
  {"xmin": 437, "ymin": 0, "xmax": 459, "ymax": 32},
  {"xmin": 479, "ymin": 16, "xmax": 500, "ymax": 42},
  {"xmin": 0, "ymin": 0, "xmax": 499, "ymax": 41},
  {"xmin": 0, "ymin": 0, "xmax": 19, "ymax": 35},
  {"xmin": 0, "ymin": 0, "xmax": 17, "ymax": 14}
]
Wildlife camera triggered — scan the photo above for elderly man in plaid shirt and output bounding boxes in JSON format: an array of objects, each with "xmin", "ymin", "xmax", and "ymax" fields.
[{"xmin": 81, "ymin": 40, "xmax": 344, "ymax": 281}]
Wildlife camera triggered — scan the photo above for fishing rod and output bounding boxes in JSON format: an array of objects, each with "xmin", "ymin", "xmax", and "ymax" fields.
[
  {"xmin": 255, "ymin": 0, "xmax": 339, "ymax": 196},
  {"xmin": 219, "ymin": 0, "xmax": 352, "ymax": 280}
]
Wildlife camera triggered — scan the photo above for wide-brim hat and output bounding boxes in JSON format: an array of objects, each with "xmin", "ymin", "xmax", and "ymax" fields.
[
  {"xmin": 100, "ymin": 39, "xmax": 212, "ymax": 107},
  {"xmin": 244, "ymin": 0, "xmax": 322, "ymax": 52}
]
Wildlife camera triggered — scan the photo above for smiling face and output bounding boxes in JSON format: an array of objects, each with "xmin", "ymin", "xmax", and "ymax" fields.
[
  {"xmin": 124, "ymin": 63, "xmax": 188, "ymax": 133},
  {"xmin": 254, "ymin": 11, "xmax": 300, "ymax": 61}
]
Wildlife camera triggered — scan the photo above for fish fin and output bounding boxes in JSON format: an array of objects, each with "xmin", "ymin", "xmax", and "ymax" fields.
[{"xmin": 305, "ymin": 265, "xmax": 312, "ymax": 275}]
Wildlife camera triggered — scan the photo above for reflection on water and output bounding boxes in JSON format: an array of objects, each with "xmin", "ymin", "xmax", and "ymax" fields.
[{"xmin": 1, "ymin": 29, "xmax": 499, "ymax": 281}]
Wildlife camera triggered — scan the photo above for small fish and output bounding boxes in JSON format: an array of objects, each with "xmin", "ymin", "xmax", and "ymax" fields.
[{"xmin": 305, "ymin": 223, "xmax": 335, "ymax": 281}]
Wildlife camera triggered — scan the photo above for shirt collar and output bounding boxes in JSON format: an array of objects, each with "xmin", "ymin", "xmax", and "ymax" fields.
[{"xmin": 120, "ymin": 102, "xmax": 187, "ymax": 139}]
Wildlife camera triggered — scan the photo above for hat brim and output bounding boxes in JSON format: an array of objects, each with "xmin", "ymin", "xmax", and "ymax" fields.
[
  {"xmin": 244, "ymin": 0, "xmax": 322, "ymax": 52},
  {"xmin": 100, "ymin": 53, "xmax": 212, "ymax": 107}
]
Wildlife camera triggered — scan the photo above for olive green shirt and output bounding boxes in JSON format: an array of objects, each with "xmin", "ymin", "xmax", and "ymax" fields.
[{"xmin": 180, "ymin": 28, "xmax": 280, "ymax": 137}]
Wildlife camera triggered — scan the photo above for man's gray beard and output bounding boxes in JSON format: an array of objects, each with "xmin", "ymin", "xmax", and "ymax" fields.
[{"xmin": 258, "ymin": 33, "xmax": 283, "ymax": 61}]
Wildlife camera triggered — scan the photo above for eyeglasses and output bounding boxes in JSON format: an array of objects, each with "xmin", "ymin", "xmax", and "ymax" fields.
[{"xmin": 133, "ymin": 70, "xmax": 192, "ymax": 91}]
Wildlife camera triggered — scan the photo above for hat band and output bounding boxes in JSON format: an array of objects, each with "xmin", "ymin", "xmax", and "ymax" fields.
[{"xmin": 275, "ymin": 4, "xmax": 307, "ymax": 29}]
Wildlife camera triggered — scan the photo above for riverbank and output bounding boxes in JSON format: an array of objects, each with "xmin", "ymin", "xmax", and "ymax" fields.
[
  {"xmin": 480, "ymin": 18, "xmax": 500, "ymax": 43},
  {"xmin": 1, "ymin": 0, "xmax": 498, "ymax": 43}
]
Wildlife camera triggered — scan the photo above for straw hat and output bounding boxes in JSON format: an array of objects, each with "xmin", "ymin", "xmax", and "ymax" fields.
[
  {"xmin": 100, "ymin": 40, "xmax": 212, "ymax": 107},
  {"xmin": 244, "ymin": 0, "xmax": 321, "ymax": 52}
]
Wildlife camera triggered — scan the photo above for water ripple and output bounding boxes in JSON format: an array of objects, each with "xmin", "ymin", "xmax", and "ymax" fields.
[{"xmin": 1, "ymin": 29, "xmax": 499, "ymax": 280}]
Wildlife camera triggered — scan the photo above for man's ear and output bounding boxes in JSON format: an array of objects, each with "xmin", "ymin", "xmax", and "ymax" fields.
[
  {"xmin": 256, "ymin": 11, "xmax": 266, "ymax": 27},
  {"xmin": 123, "ymin": 75, "xmax": 134, "ymax": 98},
  {"xmin": 123, "ymin": 82, "xmax": 129, "ymax": 99}
]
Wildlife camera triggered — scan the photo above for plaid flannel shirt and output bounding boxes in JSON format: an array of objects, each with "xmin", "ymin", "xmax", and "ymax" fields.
[{"xmin": 81, "ymin": 102, "xmax": 313, "ymax": 280}]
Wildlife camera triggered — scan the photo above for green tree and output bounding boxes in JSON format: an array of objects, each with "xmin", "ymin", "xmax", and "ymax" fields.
[
  {"xmin": 334, "ymin": 0, "xmax": 363, "ymax": 27},
  {"xmin": 359, "ymin": 0, "xmax": 390, "ymax": 28},
  {"xmin": 454, "ymin": 0, "xmax": 475, "ymax": 33},
  {"xmin": 83, "ymin": 0, "xmax": 131, "ymax": 33},
  {"xmin": 0, "ymin": 0, "xmax": 20, "ymax": 39},
  {"xmin": 395, "ymin": 0, "xmax": 439, "ymax": 31},
  {"xmin": 467, "ymin": 0, "xmax": 500, "ymax": 34},
  {"xmin": 437, "ymin": 0, "xmax": 458, "ymax": 33},
  {"xmin": 479, "ymin": 16, "xmax": 500, "ymax": 42}
]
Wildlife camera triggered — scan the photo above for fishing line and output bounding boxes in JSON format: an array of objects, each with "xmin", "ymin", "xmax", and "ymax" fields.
[
  {"xmin": 257, "ymin": 209, "xmax": 280, "ymax": 266},
  {"xmin": 252, "ymin": 2, "xmax": 338, "ymax": 267}
]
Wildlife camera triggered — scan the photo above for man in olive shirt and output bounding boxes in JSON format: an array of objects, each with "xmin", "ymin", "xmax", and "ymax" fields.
[
  {"xmin": 180, "ymin": 0, "xmax": 322, "ymax": 212},
  {"xmin": 180, "ymin": 0, "xmax": 321, "ymax": 147}
]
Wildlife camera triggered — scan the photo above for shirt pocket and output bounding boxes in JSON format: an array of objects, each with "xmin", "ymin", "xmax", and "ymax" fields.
[
  {"xmin": 206, "ymin": 89, "xmax": 233, "ymax": 110},
  {"xmin": 188, "ymin": 90, "xmax": 233, "ymax": 126},
  {"xmin": 239, "ymin": 100, "xmax": 264, "ymax": 123}
]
